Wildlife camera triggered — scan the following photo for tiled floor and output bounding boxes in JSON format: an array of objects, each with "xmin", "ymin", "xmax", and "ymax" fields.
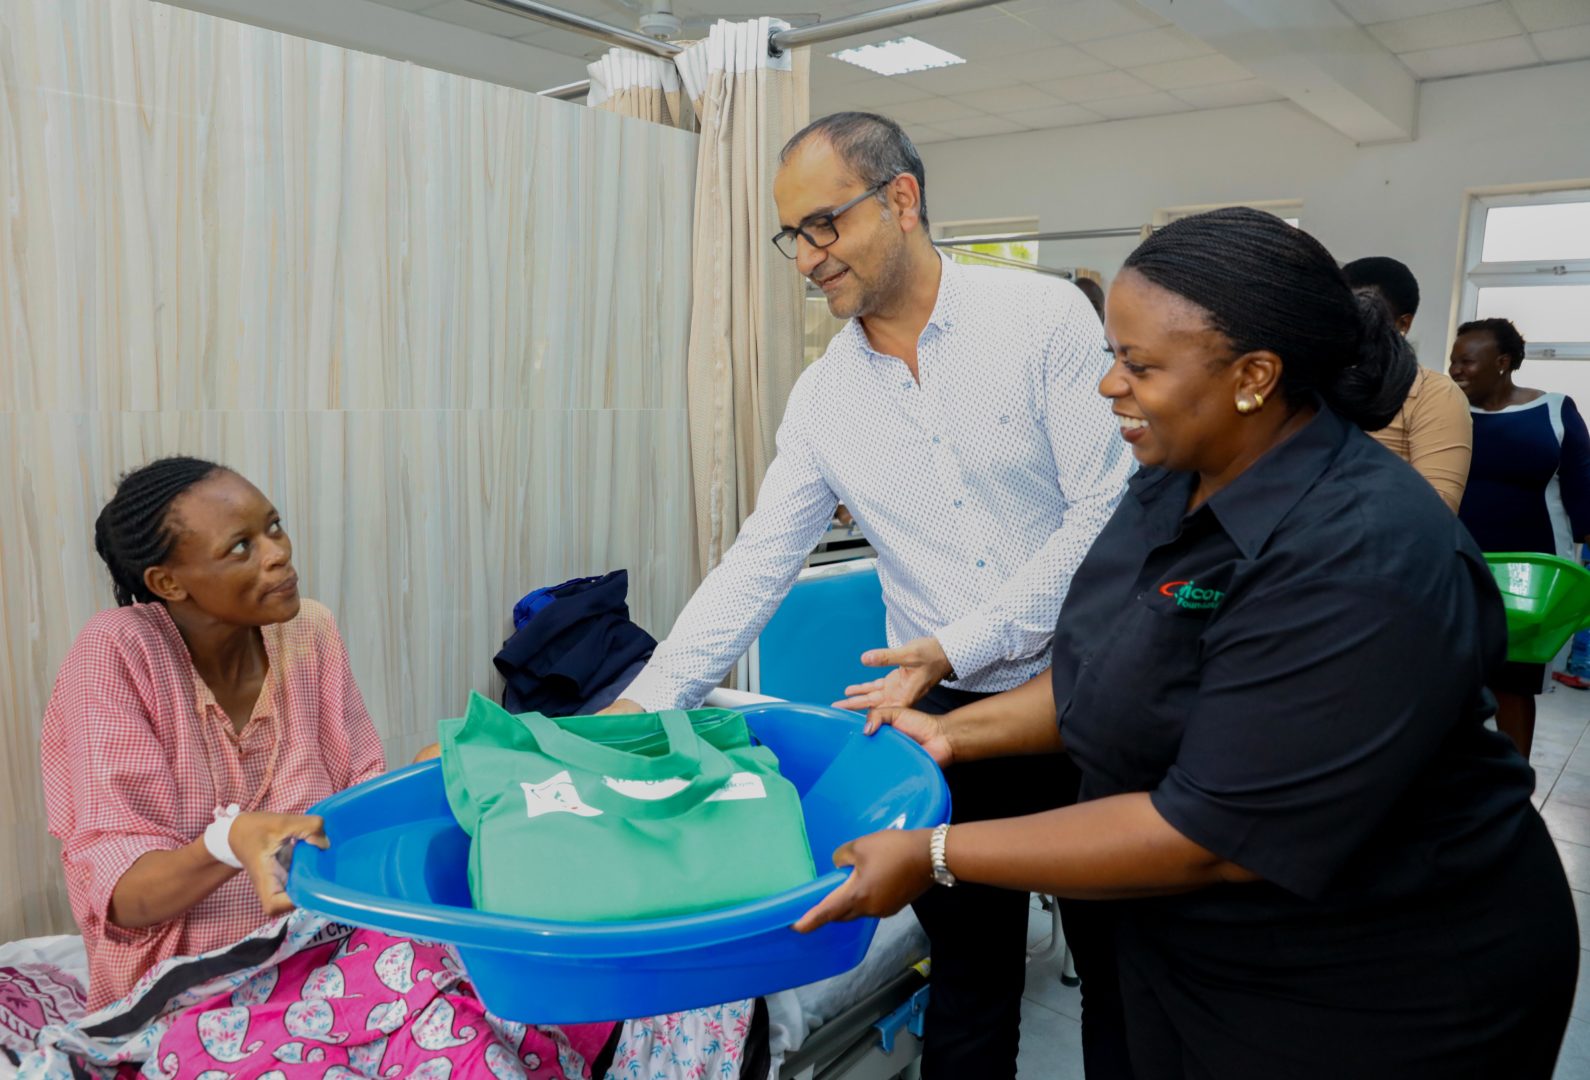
[{"xmin": 1015, "ymin": 684, "xmax": 1590, "ymax": 1079}]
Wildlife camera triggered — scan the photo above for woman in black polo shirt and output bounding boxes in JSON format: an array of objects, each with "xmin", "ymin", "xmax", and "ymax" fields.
[{"xmin": 795, "ymin": 207, "xmax": 1576, "ymax": 1078}]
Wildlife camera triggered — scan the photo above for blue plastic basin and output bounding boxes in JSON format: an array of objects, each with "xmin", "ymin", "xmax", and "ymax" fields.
[{"xmin": 287, "ymin": 702, "xmax": 950, "ymax": 1023}]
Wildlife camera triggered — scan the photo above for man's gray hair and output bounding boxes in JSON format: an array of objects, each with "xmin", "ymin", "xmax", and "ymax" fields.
[{"xmin": 780, "ymin": 112, "xmax": 929, "ymax": 225}]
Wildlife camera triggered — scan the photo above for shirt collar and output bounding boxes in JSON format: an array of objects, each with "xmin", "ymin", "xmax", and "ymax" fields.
[
  {"xmin": 1131, "ymin": 402, "xmax": 1351, "ymax": 560},
  {"xmin": 1126, "ymin": 465, "xmax": 1189, "ymax": 547},
  {"xmin": 843, "ymin": 252, "xmax": 961, "ymax": 360},
  {"xmin": 145, "ymin": 600, "xmax": 282, "ymax": 723},
  {"xmin": 1203, "ymin": 402, "xmax": 1350, "ymax": 560},
  {"xmin": 924, "ymin": 252, "xmax": 961, "ymax": 333}
]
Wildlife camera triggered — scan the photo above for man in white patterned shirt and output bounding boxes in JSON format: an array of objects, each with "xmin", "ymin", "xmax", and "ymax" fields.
[{"xmin": 606, "ymin": 113, "xmax": 1133, "ymax": 1078}]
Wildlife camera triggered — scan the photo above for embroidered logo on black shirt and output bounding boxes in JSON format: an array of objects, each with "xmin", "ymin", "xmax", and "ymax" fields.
[{"xmin": 1158, "ymin": 579, "xmax": 1226, "ymax": 611}]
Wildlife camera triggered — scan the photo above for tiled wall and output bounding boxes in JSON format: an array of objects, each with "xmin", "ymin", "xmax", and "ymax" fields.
[{"xmin": 0, "ymin": 0, "xmax": 700, "ymax": 938}]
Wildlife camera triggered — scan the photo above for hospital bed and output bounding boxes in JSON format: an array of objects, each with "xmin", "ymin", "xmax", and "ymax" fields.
[{"xmin": 0, "ymin": 917, "xmax": 931, "ymax": 1080}]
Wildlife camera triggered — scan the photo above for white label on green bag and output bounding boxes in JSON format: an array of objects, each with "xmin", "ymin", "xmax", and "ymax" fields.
[
  {"xmin": 706, "ymin": 773, "xmax": 767, "ymax": 802},
  {"xmin": 599, "ymin": 772, "xmax": 769, "ymax": 803},
  {"xmin": 522, "ymin": 771, "xmax": 604, "ymax": 819},
  {"xmin": 603, "ymin": 777, "xmax": 691, "ymax": 800}
]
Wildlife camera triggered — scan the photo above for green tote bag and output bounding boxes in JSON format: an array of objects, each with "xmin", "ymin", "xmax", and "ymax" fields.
[{"xmin": 439, "ymin": 692, "xmax": 816, "ymax": 922}]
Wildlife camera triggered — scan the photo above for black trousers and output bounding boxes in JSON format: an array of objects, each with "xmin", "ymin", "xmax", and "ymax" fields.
[
  {"xmin": 1059, "ymin": 895, "xmax": 1134, "ymax": 1079},
  {"xmin": 911, "ymin": 684, "xmax": 1089, "ymax": 1079},
  {"xmin": 1114, "ymin": 814, "xmax": 1576, "ymax": 1079}
]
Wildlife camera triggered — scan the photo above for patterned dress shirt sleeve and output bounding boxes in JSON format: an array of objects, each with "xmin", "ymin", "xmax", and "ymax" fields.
[{"xmin": 620, "ymin": 376, "xmax": 840, "ymax": 710}]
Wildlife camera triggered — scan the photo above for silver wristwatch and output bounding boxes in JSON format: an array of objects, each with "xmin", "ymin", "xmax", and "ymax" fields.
[{"xmin": 929, "ymin": 823, "xmax": 957, "ymax": 887}]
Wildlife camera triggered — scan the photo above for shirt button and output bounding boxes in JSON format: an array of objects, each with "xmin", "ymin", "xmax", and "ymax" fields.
[
  {"xmin": 932, "ymin": 436, "xmax": 941, "ymax": 445},
  {"xmin": 953, "ymin": 499, "xmax": 963, "ymax": 508},
  {"xmin": 902, "ymin": 381, "xmax": 913, "ymax": 390},
  {"xmin": 976, "ymin": 559, "xmax": 986, "ymax": 568}
]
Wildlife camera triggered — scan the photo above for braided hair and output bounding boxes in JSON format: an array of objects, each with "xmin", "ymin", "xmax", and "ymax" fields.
[
  {"xmin": 1343, "ymin": 256, "xmax": 1421, "ymax": 321},
  {"xmin": 1457, "ymin": 317, "xmax": 1527, "ymax": 371},
  {"xmin": 94, "ymin": 456, "xmax": 227, "ymax": 606},
  {"xmin": 1123, "ymin": 207, "xmax": 1418, "ymax": 432}
]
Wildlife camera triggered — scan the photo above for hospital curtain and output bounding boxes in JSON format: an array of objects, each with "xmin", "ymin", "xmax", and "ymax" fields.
[
  {"xmin": 676, "ymin": 20, "xmax": 809, "ymax": 575},
  {"xmin": 586, "ymin": 49, "xmax": 697, "ymax": 130}
]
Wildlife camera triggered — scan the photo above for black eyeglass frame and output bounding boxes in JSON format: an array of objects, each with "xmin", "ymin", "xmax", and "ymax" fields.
[{"xmin": 770, "ymin": 182, "xmax": 889, "ymax": 259}]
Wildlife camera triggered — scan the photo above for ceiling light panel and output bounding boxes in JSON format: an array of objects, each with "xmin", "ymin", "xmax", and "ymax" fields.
[{"xmin": 831, "ymin": 37, "xmax": 967, "ymax": 76}]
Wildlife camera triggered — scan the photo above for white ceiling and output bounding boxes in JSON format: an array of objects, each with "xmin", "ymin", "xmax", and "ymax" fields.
[
  {"xmin": 317, "ymin": 0, "xmax": 1590, "ymax": 141},
  {"xmin": 1350, "ymin": 0, "xmax": 1590, "ymax": 76}
]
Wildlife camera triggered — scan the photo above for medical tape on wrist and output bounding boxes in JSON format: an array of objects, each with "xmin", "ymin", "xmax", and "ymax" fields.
[{"xmin": 204, "ymin": 803, "xmax": 244, "ymax": 869}]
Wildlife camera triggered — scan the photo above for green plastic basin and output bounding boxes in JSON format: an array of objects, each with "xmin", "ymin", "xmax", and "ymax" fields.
[{"xmin": 1485, "ymin": 552, "xmax": 1590, "ymax": 665}]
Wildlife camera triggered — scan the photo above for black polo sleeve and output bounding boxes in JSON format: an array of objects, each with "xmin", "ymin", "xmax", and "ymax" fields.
[{"xmin": 1149, "ymin": 569, "xmax": 1486, "ymax": 901}]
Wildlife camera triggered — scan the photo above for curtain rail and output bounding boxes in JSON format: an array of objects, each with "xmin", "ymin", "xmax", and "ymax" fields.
[
  {"xmin": 531, "ymin": 0, "xmax": 1008, "ymax": 96},
  {"xmin": 466, "ymin": 0, "xmax": 681, "ymax": 58},
  {"xmin": 541, "ymin": 79, "xmax": 594, "ymax": 100},
  {"xmin": 767, "ymin": 0, "xmax": 1003, "ymax": 54},
  {"xmin": 937, "ymin": 227, "xmax": 1146, "ymax": 245}
]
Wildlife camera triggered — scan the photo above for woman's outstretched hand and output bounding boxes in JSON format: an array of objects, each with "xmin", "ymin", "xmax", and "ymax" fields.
[
  {"xmin": 793, "ymin": 829, "xmax": 936, "ymax": 934},
  {"xmin": 864, "ymin": 707, "xmax": 955, "ymax": 768}
]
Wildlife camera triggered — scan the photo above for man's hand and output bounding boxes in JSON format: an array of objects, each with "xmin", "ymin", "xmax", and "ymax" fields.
[
  {"xmin": 412, "ymin": 742, "xmax": 441, "ymax": 763},
  {"xmin": 230, "ymin": 812, "xmax": 329, "ymax": 917},
  {"xmin": 833, "ymin": 636, "xmax": 953, "ymax": 711},
  {"xmin": 596, "ymin": 698, "xmax": 646, "ymax": 715}
]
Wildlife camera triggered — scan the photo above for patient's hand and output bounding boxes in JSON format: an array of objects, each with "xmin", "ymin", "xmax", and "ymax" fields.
[
  {"xmin": 412, "ymin": 742, "xmax": 441, "ymax": 763},
  {"xmin": 231, "ymin": 812, "xmax": 329, "ymax": 917},
  {"xmin": 596, "ymin": 698, "xmax": 646, "ymax": 715}
]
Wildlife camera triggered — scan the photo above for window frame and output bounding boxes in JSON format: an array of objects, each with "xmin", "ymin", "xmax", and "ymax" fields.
[
  {"xmin": 1457, "ymin": 186, "xmax": 1590, "ymax": 361},
  {"xmin": 1152, "ymin": 199, "xmax": 1302, "ymax": 229},
  {"xmin": 933, "ymin": 217, "xmax": 1043, "ymax": 271},
  {"xmin": 934, "ymin": 217, "xmax": 1042, "ymax": 242}
]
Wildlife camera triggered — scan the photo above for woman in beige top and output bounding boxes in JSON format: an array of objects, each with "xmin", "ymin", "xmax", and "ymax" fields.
[{"xmin": 1345, "ymin": 256, "xmax": 1472, "ymax": 513}]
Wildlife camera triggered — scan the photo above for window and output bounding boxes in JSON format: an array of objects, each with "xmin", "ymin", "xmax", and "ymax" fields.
[
  {"xmin": 1153, "ymin": 200, "xmax": 1301, "ymax": 228},
  {"xmin": 934, "ymin": 218, "xmax": 1040, "ymax": 272},
  {"xmin": 1460, "ymin": 189, "xmax": 1590, "ymax": 361},
  {"xmin": 804, "ymin": 293, "xmax": 848, "ymax": 367}
]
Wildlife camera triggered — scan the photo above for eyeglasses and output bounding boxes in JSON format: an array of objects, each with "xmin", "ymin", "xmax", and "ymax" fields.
[{"xmin": 771, "ymin": 183, "xmax": 887, "ymax": 259}]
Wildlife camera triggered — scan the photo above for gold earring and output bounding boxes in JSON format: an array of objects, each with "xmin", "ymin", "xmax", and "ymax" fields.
[
  {"xmin": 1237, "ymin": 392, "xmax": 1265, "ymax": 415},
  {"xmin": 1253, "ymin": 392, "xmax": 1265, "ymax": 409},
  {"xmin": 1236, "ymin": 399, "xmax": 1254, "ymax": 415}
]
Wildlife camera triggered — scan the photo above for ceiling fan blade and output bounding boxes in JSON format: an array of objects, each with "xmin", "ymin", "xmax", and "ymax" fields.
[{"xmin": 678, "ymin": 12, "xmax": 820, "ymax": 29}]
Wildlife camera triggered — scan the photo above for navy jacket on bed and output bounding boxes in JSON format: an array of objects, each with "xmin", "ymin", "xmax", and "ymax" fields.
[{"xmin": 494, "ymin": 569, "xmax": 657, "ymax": 716}]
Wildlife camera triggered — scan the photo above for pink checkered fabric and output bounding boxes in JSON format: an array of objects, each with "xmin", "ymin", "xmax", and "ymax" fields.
[{"xmin": 40, "ymin": 599, "xmax": 386, "ymax": 1010}]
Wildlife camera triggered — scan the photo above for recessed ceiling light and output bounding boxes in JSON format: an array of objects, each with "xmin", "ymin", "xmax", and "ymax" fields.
[{"xmin": 830, "ymin": 37, "xmax": 966, "ymax": 77}]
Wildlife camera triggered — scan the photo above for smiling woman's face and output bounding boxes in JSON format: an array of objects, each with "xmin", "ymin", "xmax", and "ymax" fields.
[
  {"xmin": 1099, "ymin": 269, "xmax": 1255, "ymax": 475},
  {"xmin": 1448, "ymin": 329, "xmax": 1511, "ymax": 407}
]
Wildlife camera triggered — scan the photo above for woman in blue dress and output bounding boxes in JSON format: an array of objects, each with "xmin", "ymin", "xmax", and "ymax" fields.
[{"xmin": 1451, "ymin": 317, "xmax": 1590, "ymax": 756}]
